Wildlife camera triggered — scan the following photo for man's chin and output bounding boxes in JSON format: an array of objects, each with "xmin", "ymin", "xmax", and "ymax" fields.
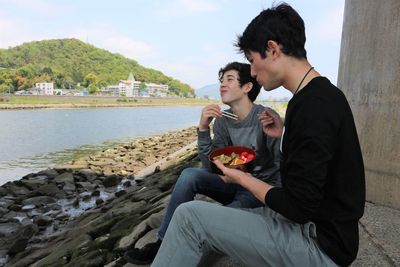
[{"xmin": 262, "ymin": 86, "xmax": 278, "ymax": 91}]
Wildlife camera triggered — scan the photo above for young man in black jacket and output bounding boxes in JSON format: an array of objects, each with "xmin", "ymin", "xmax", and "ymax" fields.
[{"xmin": 151, "ymin": 3, "xmax": 365, "ymax": 267}]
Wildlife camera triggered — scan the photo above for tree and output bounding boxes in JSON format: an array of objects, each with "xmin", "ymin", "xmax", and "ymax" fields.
[
  {"xmin": 0, "ymin": 38, "xmax": 195, "ymax": 97},
  {"xmin": 84, "ymin": 72, "xmax": 99, "ymax": 87},
  {"xmin": 88, "ymin": 84, "xmax": 99, "ymax": 94}
]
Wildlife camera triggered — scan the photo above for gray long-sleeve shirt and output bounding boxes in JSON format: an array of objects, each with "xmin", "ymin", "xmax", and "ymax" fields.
[{"xmin": 198, "ymin": 104, "xmax": 281, "ymax": 186}]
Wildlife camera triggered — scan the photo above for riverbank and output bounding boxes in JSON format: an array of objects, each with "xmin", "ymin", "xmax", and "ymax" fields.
[
  {"xmin": 0, "ymin": 96, "xmax": 288, "ymax": 117},
  {"xmin": 0, "ymin": 95, "xmax": 218, "ymax": 109},
  {"xmin": 0, "ymin": 127, "xmax": 199, "ymax": 266},
  {"xmin": 0, "ymin": 126, "xmax": 398, "ymax": 267}
]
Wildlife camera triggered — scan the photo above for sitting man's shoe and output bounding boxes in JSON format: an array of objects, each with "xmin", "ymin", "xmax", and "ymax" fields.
[{"xmin": 124, "ymin": 239, "xmax": 162, "ymax": 264}]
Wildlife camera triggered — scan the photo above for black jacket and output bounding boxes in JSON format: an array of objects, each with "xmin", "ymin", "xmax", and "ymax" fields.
[{"xmin": 265, "ymin": 77, "xmax": 365, "ymax": 266}]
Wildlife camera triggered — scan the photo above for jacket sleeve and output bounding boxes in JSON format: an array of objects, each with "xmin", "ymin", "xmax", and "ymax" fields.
[
  {"xmin": 265, "ymin": 98, "xmax": 338, "ymax": 223},
  {"xmin": 197, "ymin": 118, "xmax": 230, "ymax": 169}
]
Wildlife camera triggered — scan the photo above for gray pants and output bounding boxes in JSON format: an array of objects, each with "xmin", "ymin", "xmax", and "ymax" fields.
[{"xmin": 151, "ymin": 201, "xmax": 337, "ymax": 267}]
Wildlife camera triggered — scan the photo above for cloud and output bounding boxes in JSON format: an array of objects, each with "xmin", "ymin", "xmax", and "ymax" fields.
[
  {"xmin": 0, "ymin": 17, "xmax": 35, "ymax": 48},
  {"xmin": 68, "ymin": 25, "xmax": 159, "ymax": 64},
  {"xmin": 148, "ymin": 45, "xmax": 240, "ymax": 88},
  {"xmin": 101, "ymin": 37, "xmax": 158, "ymax": 63}
]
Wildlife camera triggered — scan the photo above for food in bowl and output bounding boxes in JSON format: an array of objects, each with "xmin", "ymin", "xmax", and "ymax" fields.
[
  {"xmin": 213, "ymin": 151, "xmax": 255, "ymax": 166},
  {"xmin": 209, "ymin": 146, "xmax": 256, "ymax": 173}
]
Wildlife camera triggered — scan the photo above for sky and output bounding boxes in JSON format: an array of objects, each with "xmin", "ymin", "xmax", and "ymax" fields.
[{"xmin": 0, "ymin": 0, "xmax": 345, "ymax": 99}]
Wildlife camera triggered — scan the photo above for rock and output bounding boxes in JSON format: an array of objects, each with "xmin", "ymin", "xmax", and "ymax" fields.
[
  {"xmin": 21, "ymin": 204, "xmax": 35, "ymax": 211},
  {"xmin": 0, "ymin": 207, "xmax": 8, "ymax": 217},
  {"xmin": 80, "ymin": 192, "xmax": 92, "ymax": 202},
  {"xmin": 76, "ymin": 169, "xmax": 99, "ymax": 182},
  {"xmin": 5, "ymin": 183, "xmax": 31, "ymax": 196},
  {"xmin": 103, "ymin": 175, "xmax": 121, "ymax": 187},
  {"xmin": 0, "ymin": 198, "xmax": 14, "ymax": 209},
  {"xmin": 36, "ymin": 169, "xmax": 59, "ymax": 179},
  {"xmin": 117, "ymin": 220, "xmax": 150, "ymax": 250},
  {"xmin": 1, "ymin": 127, "xmax": 199, "ymax": 266},
  {"xmin": 2, "ymin": 211, "xmax": 28, "ymax": 221},
  {"xmin": 54, "ymin": 172, "xmax": 74, "ymax": 184},
  {"xmin": 33, "ymin": 215, "xmax": 53, "ymax": 227},
  {"xmin": 115, "ymin": 190, "xmax": 126, "ymax": 198},
  {"xmin": 34, "ymin": 183, "xmax": 62, "ymax": 197},
  {"xmin": 63, "ymin": 181, "xmax": 76, "ymax": 192},
  {"xmin": 76, "ymin": 181, "xmax": 97, "ymax": 192},
  {"xmin": 19, "ymin": 179, "xmax": 47, "ymax": 191},
  {"xmin": 7, "ymin": 204, "xmax": 21, "ymax": 212},
  {"xmin": 0, "ymin": 223, "xmax": 20, "ymax": 237},
  {"xmin": 92, "ymin": 190, "xmax": 100, "ymax": 197},
  {"xmin": 22, "ymin": 196, "xmax": 57, "ymax": 207},
  {"xmin": 0, "ymin": 187, "xmax": 7, "ymax": 197},
  {"xmin": 0, "ymin": 223, "xmax": 38, "ymax": 255},
  {"xmin": 123, "ymin": 180, "xmax": 132, "ymax": 187},
  {"xmin": 134, "ymin": 228, "xmax": 158, "ymax": 249}
]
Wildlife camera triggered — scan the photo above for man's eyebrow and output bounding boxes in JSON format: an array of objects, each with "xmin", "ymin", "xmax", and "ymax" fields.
[{"xmin": 225, "ymin": 74, "xmax": 237, "ymax": 78}]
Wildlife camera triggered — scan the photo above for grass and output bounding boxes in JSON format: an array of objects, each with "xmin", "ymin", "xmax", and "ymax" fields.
[
  {"xmin": 0, "ymin": 95, "xmax": 288, "ymax": 116},
  {"xmin": 0, "ymin": 95, "xmax": 219, "ymax": 107}
]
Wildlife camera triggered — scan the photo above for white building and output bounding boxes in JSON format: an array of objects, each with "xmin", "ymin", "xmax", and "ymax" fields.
[
  {"xmin": 35, "ymin": 82, "xmax": 54, "ymax": 95},
  {"xmin": 102, "ymin": 85, "xmax": 120, "ymax": 97},
  {"xmin": 105, "ymin": 72, "xmax": 169, "ymax": 97},
  {"xmin": 146, "ymin": 83, "xmax": 169, "ymax": 97},
  {"xmin": 118, "ymin": 72, "xmax": 140, "ymax": 97}
]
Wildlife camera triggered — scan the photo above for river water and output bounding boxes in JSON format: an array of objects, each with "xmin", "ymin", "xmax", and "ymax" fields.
[{"xmin": 0, "ymin": 106, "xmax": 204, "ymax": 185}]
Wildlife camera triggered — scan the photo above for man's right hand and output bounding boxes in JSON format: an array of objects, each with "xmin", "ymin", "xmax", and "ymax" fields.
[
  {"xmin": 198, "ymin": 104, "xmax": 222, "ymax": 130},
  {"xmin": 258, "ymin": 107, "xmax": 284, "ymax": 138}
]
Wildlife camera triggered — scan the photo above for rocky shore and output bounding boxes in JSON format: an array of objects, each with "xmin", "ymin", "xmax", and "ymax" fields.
[
  {"xmin": 0, "ymin": 127, "xmax": 202, "ymax": 266},
  {"xmin": 1, "ymin": 125, "xmax": 398, "ymax": 267}
]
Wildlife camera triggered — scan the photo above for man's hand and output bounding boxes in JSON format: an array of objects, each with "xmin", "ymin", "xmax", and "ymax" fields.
[
  {"xmin": 214, "ymin": 159, "xmax": 272, "ymax": 204},
  {"xmin": 258, "ymin": 108, "xmax": 284, "ymax": 138},
  {"xmin": 213, "ymin": 159, "xmax": 251, "ymax": 184},
  {"xmin": 198, "ymin": 104, "xmax": 222, "ymax": 130}
]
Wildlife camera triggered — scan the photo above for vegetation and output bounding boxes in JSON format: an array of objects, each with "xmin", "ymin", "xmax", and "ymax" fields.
[
  {"xmin": 0, "ymin": 95, "xmax": 219, "ymax": 108},
  {"xmin": 0, "ymin": 38, "xmax": 194, "ymax": 97}
]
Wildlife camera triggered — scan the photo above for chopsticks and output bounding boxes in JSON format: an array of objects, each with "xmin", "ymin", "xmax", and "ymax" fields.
[{"xmin": 221, "ymin": 110, "xmax": 238, "ymax": 120}]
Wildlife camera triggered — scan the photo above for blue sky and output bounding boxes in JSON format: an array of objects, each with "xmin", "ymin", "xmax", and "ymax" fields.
[{"xmin": 0, "ymin": 0, "xmax": 345, "ymax": 99}]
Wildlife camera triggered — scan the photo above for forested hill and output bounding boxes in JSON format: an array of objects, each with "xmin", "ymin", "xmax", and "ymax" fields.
[{"xmin": 0, "ymin": 38, "xmax": 194, "ymax": 97}]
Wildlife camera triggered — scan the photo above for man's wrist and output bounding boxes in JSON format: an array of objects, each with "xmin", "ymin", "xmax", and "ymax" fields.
[{"xmin": 197, "ymin": 126, "xmax": 210, "ymax": 132}]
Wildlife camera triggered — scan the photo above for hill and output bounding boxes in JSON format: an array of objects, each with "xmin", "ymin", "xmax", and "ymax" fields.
[
  {"xmin": 195, "ymin": 83, "xmax": 220, "ymax": 99},
  {"xmin": 0, "ymin": 38, "xmax": 194, "ymax": 97},
  {"xmin": 195, "ymin": 83, "xmax": 292, "ymax": 101}
]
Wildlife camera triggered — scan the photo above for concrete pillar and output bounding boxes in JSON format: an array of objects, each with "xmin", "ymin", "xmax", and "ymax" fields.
[{"xmin": 338, "ymin": 0, "xmax": 400, "ymax": 208}]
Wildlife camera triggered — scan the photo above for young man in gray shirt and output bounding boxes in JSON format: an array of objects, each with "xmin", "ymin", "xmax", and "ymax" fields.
[{"xmin": 124, "ymin": 61, "xmax": 281, "ymax": 265}]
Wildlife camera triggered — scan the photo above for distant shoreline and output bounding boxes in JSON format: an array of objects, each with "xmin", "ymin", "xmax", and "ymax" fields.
[{"xmin": 0, "ymin": 95, "xmax": 219, "ymax": 110}]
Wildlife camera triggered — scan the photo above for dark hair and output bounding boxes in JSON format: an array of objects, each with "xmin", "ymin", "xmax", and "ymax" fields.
[
  {"xmin": 218, "ymin": 62, "xmax": 261, "ymax": 102},
  {"xmin": 236, "ymin": 3, "xmax": 307, "ymax": 59}
]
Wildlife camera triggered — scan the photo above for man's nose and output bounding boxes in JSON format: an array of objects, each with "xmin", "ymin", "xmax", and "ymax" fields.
[{"xmin": 250, "ymin": 65, "xmax": 256, "ymax": 78}]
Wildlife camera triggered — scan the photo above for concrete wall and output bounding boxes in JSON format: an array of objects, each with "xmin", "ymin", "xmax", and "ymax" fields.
[{"xmin": 338, "ymin": 0, "xmax": 400, "ymax": 209}]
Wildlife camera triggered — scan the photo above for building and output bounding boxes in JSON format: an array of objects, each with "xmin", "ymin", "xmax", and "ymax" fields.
[
  {"xmin": 35, "ymin": 82, "xmax": 54, "ymax": 95},
  {"xmin": 102, "ymin": 85, "xmax": 120, "ymax": 97},
  {"xmin": 117, "ymin": 72, "xmax": 140, "ymax": 97},
  {"xmin": 146, "ymin": 83, "xmax": 169, "ymax": 97},
  {"xmin": 105, "ymin": 72, "xmax": 169, "ymax": 97}
]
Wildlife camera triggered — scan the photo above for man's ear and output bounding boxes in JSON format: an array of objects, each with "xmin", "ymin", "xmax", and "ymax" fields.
[
  {"xmin": 242, "ymin": 82, "xmax": 253, "ymax": 94},
  {"xmin": 267, "ymin": 40, "xmax": 281, "ymax": 58}
]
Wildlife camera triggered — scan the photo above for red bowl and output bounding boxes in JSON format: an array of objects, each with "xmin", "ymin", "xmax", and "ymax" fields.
[{"xmin": 209, "ymin": 146, "xmax": 256, "ymax": 174}]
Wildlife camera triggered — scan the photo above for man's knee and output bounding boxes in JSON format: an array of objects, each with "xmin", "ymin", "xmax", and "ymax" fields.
[
  {"xmin": 174, "ymin": 200, "xmax": 206, "ymax": 221},
  {"xmin": 175, "ymin": 168, "xmax": 203, "ymax": 188}
]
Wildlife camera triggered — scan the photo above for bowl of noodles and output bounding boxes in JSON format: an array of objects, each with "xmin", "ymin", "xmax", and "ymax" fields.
[{"xmin": 209, "ymin": 146, "xmax": 256, "ymax": 174}]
